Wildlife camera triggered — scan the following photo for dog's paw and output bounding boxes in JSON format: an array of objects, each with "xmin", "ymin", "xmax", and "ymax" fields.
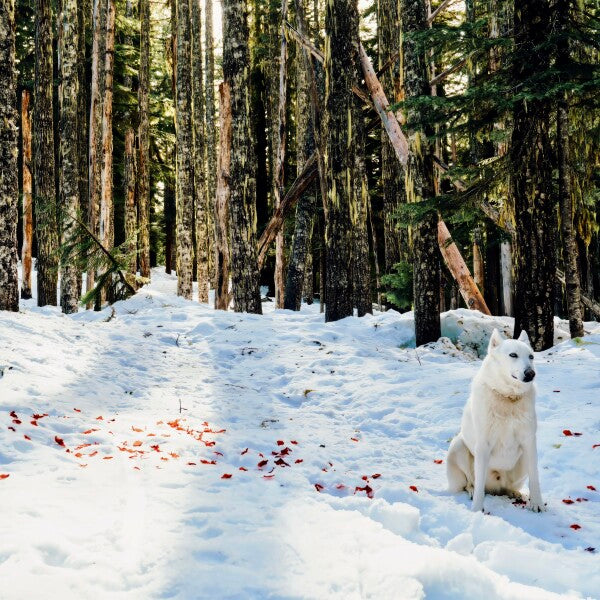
[
  {"xmin": 528, "ymin": 499, "xmax": 547, "ymax": 513},
  {"xmin": 471, "ymin": 500, "xmax": 484, "ymax": 513}
]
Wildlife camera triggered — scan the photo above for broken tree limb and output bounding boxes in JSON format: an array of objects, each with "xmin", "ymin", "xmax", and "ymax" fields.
[
  {"xmin": 556, "ymin": 269, "xmax": 600, "ymax": 321},
  {"xmin": 438, "ymin": 221, "xmax": 491, "ymax": 314},
  {"xmin": 427, "ymin": 0, "xmax": 456, "ymax": 24},
  {"xmin": 257, "ymin": 152, "xmax": 318, "ymax": 269}
]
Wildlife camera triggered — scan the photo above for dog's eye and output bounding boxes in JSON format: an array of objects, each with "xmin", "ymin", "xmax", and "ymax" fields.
[
  {"xmin": 529, "ymin": 354, "xmax": 534, "ymax": 360},
  {"xmin": 509, "ymin": 353, "xmax": 518, "ymax": 358}
]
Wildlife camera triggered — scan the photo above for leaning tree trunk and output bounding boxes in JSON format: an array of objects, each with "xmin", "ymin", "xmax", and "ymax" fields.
[
  {"xmin": 191, "ymin": 0, "xmax": 209, "ymax": 302},
  {"xmin": 222, "ymin": 0, "xmax": 262, "ymax": 314},
  {"xmin": 401, "ymin": 0, "xmax": 441, "ymax": 345},
  {"xmin": 175, "ymin": 0, "xmax": 195, "ymax": 299},
  {"xmin": 87, "ymin": 0, "xmax": 106, "ymax": 305},
  {"xmin": 58, "ymin": 0, "xmax": 81, "ymax": 314},
  {"xmin": 323, "ymin": 0, "xmax": 359, "ymax": 322},
  {"xmin": 556, "ymin": 0, "xmax": 583, "ymax": 339},
  {"xmin": 511, "ymin": 0, "xmax": 556, "ymax": 351},
  {"xmin": 284, "ymin": 1, "xmax": 316, "ymax": 312},
  {"xmin": 205, "ymin": 0, "xmax": 217, "ymax": 282},
  {"xmin": 21, "ymin": 90, "xmax": 33, "ymax": 300},
  {"xmin": 0, "ymin": 0, "xmax": 19, "ymax": 311},
  {"xmin": 138, "ymin": 0, "xmax": 151, "ymax": 279},
  {"xmin": 34, "ymin": 0, "xmax": 59, "ymax": 306},
  {"xmin": 379, "ymin": 0, "xmax": 404, "ymax": 273}
]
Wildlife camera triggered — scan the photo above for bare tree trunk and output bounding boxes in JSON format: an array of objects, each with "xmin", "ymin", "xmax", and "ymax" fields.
[
  {"xmin": 214, "ymin": 83, "xmax": 232, "ymax": 311},
  {"xmin": 58, "ymin": 0, "xmax": 81, "ymax": 313},
  {"xmin": 205, "ymin": 0, "xmax": 217, "ymax": 283},
  {"xmin": 191, "ymin": 0, "xmax": 209, "ymax": 302},
  {"xmin": 124, "ymin": 127, "xmax": 137, "ymax": 275},
  {"xmin": 222, "ymin": 0, "xmax": 262, "ymax": 313},
  {"xmin": 87, "ymin": 0, "xmax": 106, "ymax": 306},
  {"xmin": 500, "ymin": 241, "xmax": 513, "ymax": 316},
  {"xmin": 21, "ymin": 90, "xmax": 33, "ymax": 300},
  {"xmin": 34, "ymin": 0, "xmax": 59, "ymax": 306},
  {"xmin": 0, "ymin": 0, "xmax": 19, "ymax": 311},
  {"xmin": 138, "ymin": 0, "xmax": 151, "ymax": 278},
  {"xmin": 472, "ymin": 228, "xmax": 484, "ymax": 295},
  {"xmin": 77, "ymin": 0, "xmax": 88, "ymax": 247}
]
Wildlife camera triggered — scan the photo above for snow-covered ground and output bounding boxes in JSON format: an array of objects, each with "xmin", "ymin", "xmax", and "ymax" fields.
[{"xmin": 1, "ymin": 269, "xmax": 599, "ymax": 599}]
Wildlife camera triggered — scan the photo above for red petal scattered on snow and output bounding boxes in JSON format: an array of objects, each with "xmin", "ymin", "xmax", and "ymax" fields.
[
  {"xmin": 274, "ymin": 458, "xmax": 290, "ymax": 467},
  {"xmin": 257, "ymin": 460, "xmax": 268, "ymax": 468},
  {"xmin": 587, "ymin": 485, "xmax": 597, "ymax": 491},
  {"xmin": 103, "ymin": 456, "xmax": 113, "ymax": 460},
  {"xmin": 32, "ymin": 413, "xmax": 48, "ymax": 420},
  {"xmin": 75, "ymin": 452, "xmax": 83, "ymax": 458},
  {"xmin": 585, "ymin": 547, "xmax": 596, "ymax": 553},
  {"xmin": 593, "ymin": 444, "xmax": 600, "ymax": 449},
  {"xmin": 371, "ymin": 473, "xmax": 381, "ymax": 479},
  {"xmin": 576, "ymin": 498, "xmax": 588, "ymax": 502},
  {"xmin": 150, "ymin": 445, "xmax": 161, "ymax": 452},
  {"xmin": 83, "ymin": 429, "xmax": 99, "ymax": 434},
  {"xmin": 169, "ymin": 452, "xmax": 179, "ymax": 459},
  {"xmin": 314, "ymin": 483, "xmax": 324, "ymax": 492},
  {"xmin": 54, "ymin": 436, "xmax": 65, "ymax": 447},
  {"xmin": 12, "ymin": 419, "xmax": 21, "ymax": 425},
  {"xmin": 133, "ymin": 466, "xmax": 140, "ymax": 470},
  {"xmin": 96, "ymin": 416, "xmax": 103, "ymax": 420},
  {"xmin": 24, "ymin": 435, "xmax": 31, "ymax": 441},
  {"xmin": 290, "ymin": 440, "xmax": 298, "ymax": 445},
  {"xmin": 0, "ymin": 474, "xmax": 9, "ymax": 480},
  {"xmin": 573, "ymin": 432, "xmax": 583, "ymax": 437},
  {"xmin": 263, "ymin": 474, "xmax": 275, "ymax": 479},
  {"xmin": 354, "ymin": 485, "xmax": 374, "ymax": 499},
  {"xmin": 239, "ymin": 466, "xmax": 248, "ymax": 471},
  {"xmin": 74, "ymin": 408, "xmax": 81, "ymax": 412},
  {"xmin": 30, "ymin": 421, "xmax": 38, "ymax": 427},
  {"xmin": 434, "ymin": 459, "xmax": 443, "ymax": 464},
  {"xmin": 89, "ymin": 451, "xmax": 98, "ymax": 457},
  {"xmin": 570, "ymin": 524, "xmax": 582, "ymax": 530},
  {"xmin": 221, "ymin": 473, "xmax": 232, "ymax": 479},
  {"xmin": 187, "ymin": 462, "xmax": 196, "ymax": 466},
  {"xmin": 241, "ymin": 448, "xmax": 249, "ymax": 455},
  {"xmin": 200, "ymin": 459, "xmax": 216, "ymax": 465},
  {"xmin": 9, "ymin": 411, "xmax": 18, "ymax": 419},
  {"xmin": 133, "ymin": 441, "xmax": 143, "ymax": 447},
  {"xmin": 350, "ymin": 437, "xmax": 359, "ymax": 442},
  {"xmin": 409, "ymin": 485, "xmax": 418, "ymax": 493},
  {"xmin": 336, "ymin": 484, "xmax": 346, "ymax": 490},
  {"xmin": 277, "ymin": 440, "xmax": 284, "ymax": 446},
  {"xmin": 362, "ymin": 475, "xmax": 369, "ymax": 481},
  {"xmin": 562, "ymin": 499, "xmax": 574, "ymax": 505},
  {"xmin": 295, "ymin": 459, "xmax": 303, "ymax": 464},
  {"xmin": 7, "ymin": 426, "xmax": 16, "ymax": 432},
  {"xmin": 563, "ymin": 430, "xmax": 573, "ymax": 436},
  {"xmin": 214, "ymin": 451, "xmax": 224, "ymax": 457}
]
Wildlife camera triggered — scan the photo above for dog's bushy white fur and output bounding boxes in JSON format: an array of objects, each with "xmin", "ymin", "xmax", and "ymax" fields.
[{"xmin": 446, "ymin": 328, "xmax": 546, "ymax": 512}]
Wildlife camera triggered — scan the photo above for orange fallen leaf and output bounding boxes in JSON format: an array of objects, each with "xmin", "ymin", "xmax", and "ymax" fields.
[
  {"xmin": 89, "ymin": 451, "xmax": 98, "ymax": 457},
  {"xmin": 133, "ymin": 441, "xmax": 143, "ymax": 447},
  {"xmin": 96, "ymin": 416, "xmax": 103, "ymax": 420},
  {"xmin": 132, "ymin": 426, "xmax": 143, "ymax": 433},
  {"xmin": 102, "ymin": 456, "xmax": 113, "ymax": 460},
  {"xmin": 169, "ymin": 452, "xmax": 179, "ymax": 459},
  {"xmin": 75, "ymin": 452, "xmax": 83, "ymax": 458},
  {"xmin": 0, "ymin": 474, "xmax": 9, "ymax": 480},
  {"xmin": 161, "ymin": 457, "xmax": 169, "ymax": 461}
]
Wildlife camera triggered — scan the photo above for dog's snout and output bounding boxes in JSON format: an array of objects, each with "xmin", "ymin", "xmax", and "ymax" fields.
[{"xmin": 523, "ymin": 368, "xmax": 536, "ymax": 382}]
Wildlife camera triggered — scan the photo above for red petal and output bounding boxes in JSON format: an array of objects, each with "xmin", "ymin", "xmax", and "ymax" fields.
[
  {"xmin": 32, "ymin": 413, "xmax": 48, "ymax": 420},
  {"xmin": 336, "ymin": 484, "xmax": 346, "ymax": 490},
  {"xmin": 187, "ymin": 462, "xmax": 197, "ymax": 466},
  {"xmin": 314, "ymin": 483, "xmax": 324, "ymax": 492},
  {"xmin": 263, "ymin": 474, "xmax": 275, "ymax": 479},
  {"xmin": 362, "ymin": 475, "xmax": 368, "ymax": 481},
  {"xmin": 290, "ymin": 440, "xmax": 298, "ymax": 445},
  {"xmin": 214, "ymin": 451, "xmax": 224, "ymax": 457},
  {"xmin": 12, "ymin": 419, "xmax": 21, "ymax": 425},
  {"xmin": 409, "ymin": 485, "xmax": 418, "ymax": 492},
  {"xmin": 576, "ymin": 498, "xmax": 588, "ymax": 502},
  {"xmin": 570, "ymin": 523, "xmax": 581, "ymax": 530},
  {"xmin": 103, "ymin": 456, "xmax": 113, "ymax": 460},
  {"xmin": 200, "ymin": 459, "xmax": 216, "ymax": 465},
  {"xmin": 294, "ymin": 459, "xmax": 303, "ymax": 464},
  {"xmin": 562, "ymin": 499, "xmax": 574, "ymax": 504},
  {"xmin": 257, "ymin": 459, "xmax": 268, "ymax": 468},
  {"xmin": 30, "ymin": 421, "xmax": 38, "ymax": 426},
  {"xmin": 0, "ymin": 474, "xmax": 9, "ymax": 480},
  {"xmin": 573, "ymin": 432, "xmax": 583, "ymax": 437},
  {"xmin": 9, "ymin": 411, "xmax": 18, "ymax": 418},
  {"xmin": 350, "ymin": 437, "xmax": 359, "ymax": 442},
  {"xmin": 8, "ymin": 426, "xmax": 15, "ymax": 432},
  {"xmin": 593, "ymin": 444, "xmax": 600, "ymax": 449},
  {"xmin": 239, "ymin": 466, "xmax": 248, "ymax": 471},
  {"xmin": 371, "ymin": 473, "xmax": 381, "ymax": 479},
  {"xmin": 434, "ymin": 459, "xmax": 443, "ymax": 464},
  {"xmin": 96, "ymin": 416, "xmax": 103, "ymax": 420},
  {"xmin": 241, "ymin": 448, "xmax": 249, "ymax": 455},
  {"xmin": 274, "ymin": 458, "xmax": 290, "ymax": 467},
  {"xmin": 74, "ymin": 408, "xmax": 81, "ymax": 412},
  {"xmin": 24, "ymin": 435, "xmax": 31, "ymax": 441},
  {"xmin": 587, "ymin": 485, "xmax": 596, "ymax": 491},
  {"xmin": 54, "ymin": 436, "xmax": 65, "ymax": 447},
  {"xmin": 221, "ymin": 473, "xmax": 232, "ymax": 479},
  {"xmin": 563, "ymin": 430, "xmax": 573, "ymax": 436},
  {"xmin": 277, "ymin": 440, "xmax": 284, "ymax": 446}
]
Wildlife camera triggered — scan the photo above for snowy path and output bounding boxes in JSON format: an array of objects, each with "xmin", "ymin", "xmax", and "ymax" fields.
[{"xmin": 1, "ymin": 270, "xmax": 599, "ymax": 599}]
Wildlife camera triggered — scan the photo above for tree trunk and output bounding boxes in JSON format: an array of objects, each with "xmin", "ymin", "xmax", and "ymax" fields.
[
  {"xmin": 378, "ymin": 0, "xmax": 404, "ymax": 273},
  {"xmin": 273, "ymin": 0, "xmax": 288, "ymax": 309},
  {"xmin": 284, "ymin": 0, "xmax": 316, "ymax": 311},
  {"xmin": 222, "ymin": 0, "xmax": 262, "ymax": 314},
  {"xmin": 323, "ymin": 0, "xmax": 359, "ymax": 322},
  {"xmin": 77, "ymin": 0, "xmax": 88, "ymax": 242},
  {"xmin": 175, "ymin": 0, "xmax": 195, "ymax": 299},
  {"xmin": 214, "ymin": 82, "xmax": 232, "ymax": 311},
  {"xmin": 138, "ymin": 0, "xmax": 151, "ymax": 278},
  {"xmin": 191, "ymin": 0, "xmax": 209, "ymax": 302},
  {"xmin": 87, "ymin": 0, "xmax": 106, "ymax": 306},
  {"xmin": 472, "ymin": 228, "xmax": 484, "ymax": 295},
  {"xmin": 511, "ymin": 0, "xmax": 556, "ymax": 351},
  {"xmin": 401, "ymin": 0, "xmax": 441, "ymax": 345},
  {"xmin": 0, "ymin": 0, "xmax": 19, "ymax": 311},
  {"xmin": 34, "ymin": 0, "xmax": 59, "ymax": 306},
  {"xmin": 21, "ymin": 90, "xmax": 33, "ymax": 300},
  {"xmin": 124, "ymin": 127, "xmax": 137, "ymax": 275},
  {"xmin": 500, "ymin": 241, "xmax": 513, "ymax": 316},
  {"xmin": 58, "ymin": 0, "xmax": 81, "ymax": 313},
  {"xmin": 205, "ymin": 0, "xmax": 217, "ymax": 283},
  {"xmin": 164, "ymin": 166, "xmax": 176, "ymax": 275}
]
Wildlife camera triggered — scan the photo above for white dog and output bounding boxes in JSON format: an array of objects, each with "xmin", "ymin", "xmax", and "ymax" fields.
[{"xmin": 446, "ymin": 328, "xmax": 545, "ymax": 513}]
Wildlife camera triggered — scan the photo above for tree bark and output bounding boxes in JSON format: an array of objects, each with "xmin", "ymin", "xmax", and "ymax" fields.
[
  {"xmin": 222, "ymin": 0, "xmax": 262, "ymax": 314},
  {"xmin": 21, "ymin": 90, "xmax": 33, "ymax": 300},
  {"xmin": 205, "ymin": 0, "xmax": 217, "ymax": 283},
  {"xmin": 138, "ymin": 0, "xmax": 151, "ymax": 278},
  {"xmin": 401, "ymin": 0, "xmax": 441, "ymax": 345},
  {"xmin": 87, "ymin": 0, "xmax": 106, "ymax": 306},
  {"xmin": 511, "ymin": 0, "xmax": 556, "ymax": 351},
  {"xmin": 77, "ymin": 0, "xmax": 88, "ymax": 237},
  {"xmin": 34, "ymin": 0, "xmax": 59, "ymax": 306},
  {"xmin": 273, "ymin": 0, "xmax": 288, "ymax": 308},
  {"xmin": 58, "ymin": 0, "xmax": 81, "ymax": 313},
  {"xmin": 0, "ymin": 0, "xmax": 19, "ymax": 311},
  {"xmin": 214, "ymin": 83, "xmax": 232, "ymax": 311},
  {"xmin": 191, "ymin": 0, "xmax": 209, "ymax": 302},
  {"xmin": 323, "ymin": 0, "xmax": 360, "ymax": 322},
  {"xmin": 175, "ymin": 0, "xmax": 195, "ymax": 299},
  {"xmin": 124, "ymin": 127, "xmax": 137, "ymax": 275}
]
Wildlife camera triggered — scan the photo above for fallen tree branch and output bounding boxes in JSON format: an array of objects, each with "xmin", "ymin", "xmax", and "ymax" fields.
[{"xmin": 556, "ymin": 269, "xmax": 600, "ymax": 320}]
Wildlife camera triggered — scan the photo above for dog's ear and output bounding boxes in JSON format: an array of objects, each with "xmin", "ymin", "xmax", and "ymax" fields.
[
  {"xmin": 488, "ymin": 328, "xmax": 503, "ymax": 352},
  {"xmin": 517, "ymin": 329, "xmax": 531, "ymax": 346}
]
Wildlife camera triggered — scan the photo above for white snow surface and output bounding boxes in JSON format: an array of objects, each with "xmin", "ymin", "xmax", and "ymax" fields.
[{"xmin": 1, "ymin": 269, "xmax": 599, "ymax": 600}]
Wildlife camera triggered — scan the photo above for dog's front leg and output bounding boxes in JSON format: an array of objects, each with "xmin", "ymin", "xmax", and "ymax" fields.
[
  {"xmin": 523, "ymin": 436, "xmax": 545, "ymax": 512},
  {"xmin": 471, "ymin": 444, "xmax": 490, "ymax": 512}
]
